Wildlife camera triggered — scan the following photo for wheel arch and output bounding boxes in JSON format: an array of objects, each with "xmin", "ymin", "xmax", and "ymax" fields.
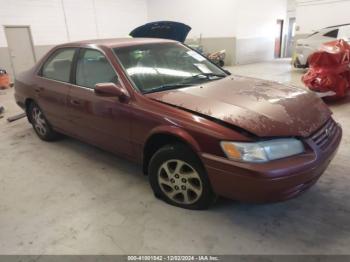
[
  {"xmin": 24, "ymin": 98, "xmax": 36, "ymax": 123},
  {"xmin": 142, "ymin": 126, "xmax": 202, "ymax": 175}
]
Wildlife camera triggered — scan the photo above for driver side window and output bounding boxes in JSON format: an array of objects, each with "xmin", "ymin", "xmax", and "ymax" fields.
[{"xmin": 76, "ymin": 49, "xmax": 118, "ymax": 89}]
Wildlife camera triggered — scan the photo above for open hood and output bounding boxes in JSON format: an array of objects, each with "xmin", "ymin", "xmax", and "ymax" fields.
[{"xmin": 130, "ymin": 21, "xmax": 191, "ymax": 43}]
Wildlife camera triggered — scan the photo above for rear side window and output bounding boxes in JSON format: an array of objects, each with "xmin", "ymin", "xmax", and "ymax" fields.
[
  {"xmin": 41, "ymin": 48, "xmax": 76, "ymax": 83},
  {"xmin": 76, "ymin": 49, "xmax": 117, "ymax": 89},
  {"xmin": 324, "ymin": 29, "xmax": 339, "ymax": 38}
]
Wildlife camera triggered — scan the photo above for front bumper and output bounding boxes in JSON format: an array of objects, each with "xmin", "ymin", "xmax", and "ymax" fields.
[{"xmin": 201, "ymin": 119, "xmax": 342, "ymax": 203}]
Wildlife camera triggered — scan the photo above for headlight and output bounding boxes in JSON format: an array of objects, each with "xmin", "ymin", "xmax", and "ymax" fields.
[{"xmin": 221, "ymin": 138, "xmax": 304, "ymax": 163}]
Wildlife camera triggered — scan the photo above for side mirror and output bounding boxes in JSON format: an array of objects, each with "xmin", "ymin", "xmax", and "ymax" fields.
[{"xmin": 95, "ymin": 82, "xmax": 129, "ymax": 102}]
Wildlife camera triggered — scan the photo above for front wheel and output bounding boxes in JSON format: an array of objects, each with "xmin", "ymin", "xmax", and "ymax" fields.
[{"xmin": 148, "ymin": 144, "xmax": 216, "ymax": 210}]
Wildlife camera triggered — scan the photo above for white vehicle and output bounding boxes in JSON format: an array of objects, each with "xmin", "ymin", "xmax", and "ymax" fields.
[{"xmin": 294, "ymin": 24, "xmax": 350, "ymax": 68}]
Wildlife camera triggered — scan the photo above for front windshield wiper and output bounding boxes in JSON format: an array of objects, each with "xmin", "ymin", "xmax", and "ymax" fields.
[
  {"xmin": 143, "ymin": 83, "xmax": 193, "ymax": 94},
  {"xmin": 143, "ymin": 73, "xmax": 227, "ymax": 94},
  {"xmin": 185, "ymin": 73, "xmax": 227, "ymax": 83},
  {"xmin": 193, "ymin": 73, "xmax": 227, "ymax": 79}
]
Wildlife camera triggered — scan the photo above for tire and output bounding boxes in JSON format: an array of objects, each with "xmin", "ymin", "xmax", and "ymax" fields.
[
  {"xmin": 28, "ymin": 102, "xmax": 60, "ymax": 141},
  {"xmin": 148, "ymin": 144, "xmax": 216, "ymax": 210}
]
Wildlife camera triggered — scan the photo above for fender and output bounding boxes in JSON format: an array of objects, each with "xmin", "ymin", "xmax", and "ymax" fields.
[{"xmin": 146, "ymin": 125, "xmax": 202, "ymax": 153}]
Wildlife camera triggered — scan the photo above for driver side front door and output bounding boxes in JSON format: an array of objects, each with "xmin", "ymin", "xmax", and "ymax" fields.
[{"xmin": 66, "ymin": 48, "xmax": 134, "ymax": 158}]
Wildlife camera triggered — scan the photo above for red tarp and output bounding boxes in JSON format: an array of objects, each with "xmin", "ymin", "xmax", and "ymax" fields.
[{"xmin": 302, "ymin": 39, "xmax": 350, "ymax": 100}]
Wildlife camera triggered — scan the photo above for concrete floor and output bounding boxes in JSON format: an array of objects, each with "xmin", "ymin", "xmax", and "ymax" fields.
[{"xmin": 0, "ymin": 59, "xmax": 349, "ymax": 255}]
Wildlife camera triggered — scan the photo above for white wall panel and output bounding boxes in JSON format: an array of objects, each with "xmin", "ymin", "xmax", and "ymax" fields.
[
  {"xmin": 147, "ymin": 0, "xmax": 287, "ymax": 64},
  {"xmin": 0, "ymin": 0, "xmax": 68, "ymax": 47},
  {"xmin": 94, "ymin": 0, "xmax": 148, "ymax": 38},
  {"xmin": 147, "ymin": 0, "xmax": 238, "ymax": 38},
  {"xmin": 234, "ymin": 0, "xmax": 287, "ymax": 63},
  {"xmin": 147, "ymin": 0, "xmax": 287, "ymax": 39},
  {"xmin": 236, "ymin": 0, "xmax": 287, "ymax": 39},
  {"xmin": 0, "ymin": 0, "xmax": 148, "ymax": 47},
  {"xmin": 296, "ymin": 0, "xmax": 350, "ymax": 34},
  {"xmin": 62, "ymin": 0, "xmax": 98, "ymax": 41},
  {"xmin": 0, "ymin": 0, "xmax": 288, "ymax": 66}
]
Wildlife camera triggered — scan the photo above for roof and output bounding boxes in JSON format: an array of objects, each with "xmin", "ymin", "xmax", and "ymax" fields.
[
  {"xmin": 59, "ymin": 37, "xmax": 176, "ymax": 49},
  {"xmin": 325, "ymin": 23, "xmax": 350, "ymax": 29}
]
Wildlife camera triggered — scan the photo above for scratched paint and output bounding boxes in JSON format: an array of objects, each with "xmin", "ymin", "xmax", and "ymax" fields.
[{"xmin": 146, "ymin": 76, "xmax": 331, "ymax": 137}]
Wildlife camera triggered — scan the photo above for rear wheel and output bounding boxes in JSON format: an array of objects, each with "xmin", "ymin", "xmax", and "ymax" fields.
[
  {"xmin": 149, "ymin": 144, "xmax": 216, "ymax": 210},
  {"xmin": 28, "ymin": 102, "xmax": 60, "ymax": 141}
]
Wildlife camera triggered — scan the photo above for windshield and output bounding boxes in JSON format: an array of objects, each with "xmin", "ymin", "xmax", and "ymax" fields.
[
  {"xmin": 113, "ymin": 43, "xmax": 227, "ymax": 93},
  {"xmin": 307, "ymin": 31, "xmax": 319, "ymax": 38}
]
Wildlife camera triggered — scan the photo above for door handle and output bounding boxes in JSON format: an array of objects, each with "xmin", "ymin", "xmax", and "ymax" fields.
[
  {"xmin": 34, "ymin": 87, "xmax": 44, "ymax": 93},
  {"xmin": 70, "ymin": 99, "xmax": 82, "ymax": 105}
]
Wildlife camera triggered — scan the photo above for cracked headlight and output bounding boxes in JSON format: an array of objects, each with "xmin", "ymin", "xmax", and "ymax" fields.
[{"xmin": 221, "ymin": 138, "xmax": 304, "ymax": 163}]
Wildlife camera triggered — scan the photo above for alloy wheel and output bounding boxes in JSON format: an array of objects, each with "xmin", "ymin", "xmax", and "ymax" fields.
[
  {"xmin": 157, "ymin": 159, "xmax": 203, "ymax": 205},
  {"xmin": 32, "ymin": 107, "xmax": 47, "ymax": 136}
]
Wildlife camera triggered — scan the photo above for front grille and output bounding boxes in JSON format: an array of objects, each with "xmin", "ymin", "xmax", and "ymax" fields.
[{"xmin": 311, "ymin": 118, "xmax": 338, "ymax": 150}]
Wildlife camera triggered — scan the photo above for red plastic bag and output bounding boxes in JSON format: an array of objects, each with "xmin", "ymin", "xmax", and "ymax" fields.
[{"xmin": 302, "ymin": 39, "xmax": 350, "ymax": 100}]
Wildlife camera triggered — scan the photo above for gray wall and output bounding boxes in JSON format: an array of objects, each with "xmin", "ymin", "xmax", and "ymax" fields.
[
  {"xmin": 235, "ymin": 37, "xmax": 275, "ymax": 65},
  {"xmin": 186, "ymin": 36, "xmax": 284, "ymax": 66},
  {"xmin": 186, "ymin": 37, "xmax": 236, "ymax": 66}
]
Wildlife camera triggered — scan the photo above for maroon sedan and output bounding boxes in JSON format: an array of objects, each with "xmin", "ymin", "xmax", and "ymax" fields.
[{"xmin": 14, "ymin": 38, "xmax": 342, "ymax": 209}]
